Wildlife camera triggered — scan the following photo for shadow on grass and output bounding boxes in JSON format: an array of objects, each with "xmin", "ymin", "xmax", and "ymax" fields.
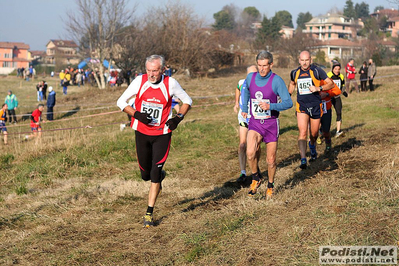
[
  {"xmin": 331, "ymin": 123, "xmax": 365, "ymax": 135},
  {"xmin": 171, "ymin": 124, "xmax": 366, "ymax": 218},
  {"xmin": 175, "ymin": 178, "xmax": 250, "ymax": 214},
  {"xmin": 278, "ymin": 137, "xmax": 363, "ymax": 191},
  {"xmin": 280, "ymin": 125, "xmax": 297, "ymax": 135},
  {"xmin": 58, "ymin": 106, "xmax": 81, "ymax": 119}
]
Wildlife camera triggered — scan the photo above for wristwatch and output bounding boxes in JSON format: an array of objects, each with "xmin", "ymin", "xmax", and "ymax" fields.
[{"xmin": 176, "ymin": 113, "xmax": 184, "ymax": 120}]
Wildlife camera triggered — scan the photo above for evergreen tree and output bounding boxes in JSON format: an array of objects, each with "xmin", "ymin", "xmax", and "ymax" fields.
[
  {"xmin": 297, "ymin": 12, "xmax": 313, "ymax": 29},
  {"xmin": 355, "ymin": 2, "xmax": 369, "ymax": 19},
  {"xmin": 374, "ymin": 5, "xmax": 384, "ymax": 13},
  {"xmin": 343, "ymin": 0, "xmax": 356, "ymax": 18},
  {"xmin": 274, "ymin": 10, "xmax": 294, "ymax": 28},
  {"xmin": 213, "ymin": 9, "xmax": 236, "ymax": 30},
  {"xmin": 243, "ymin": 6, "xmax": 260, "ymax": 22}
]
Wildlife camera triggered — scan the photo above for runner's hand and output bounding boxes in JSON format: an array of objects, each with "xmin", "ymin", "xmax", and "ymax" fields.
[
  {"xmin": 133, "ymin": 112, "xmax": 152, "ymax": 124},
  {"xmin": 166, "ymin": 116, "xmax": 182, "ymax": 130},
  {"xmin": 234, "ymin": 103, "xmax": 239, "ymax": 113}
]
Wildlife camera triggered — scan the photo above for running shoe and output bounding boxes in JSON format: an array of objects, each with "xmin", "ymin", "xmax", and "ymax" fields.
[
  {"xmin": 248, "ymin": 179, "xmax": 262, "ymax": 196},
  {"xmin": 237, "ymin": 173, "xmax": 246, "ymax": 183},
  {"xmin": 143, "ymin": 214, "xmax": 154, "ymax": 228},
  {"xmin": 335, "ymin": 131, "xmax": 344, "ymax": 138},
  {"xmin": 300, "ymin": 158, "xmax": 307, "ymax": 170},
  {"xmin": 266, "ymin": 187, "xmax": 274, "ymax": 200},
  {"xmin": 325, "ymin": 144, "xmax": 332, "ymax": 153},
  {"xmin": 309, "ymin": 141, "xmax": 317, "ymax": 161}
]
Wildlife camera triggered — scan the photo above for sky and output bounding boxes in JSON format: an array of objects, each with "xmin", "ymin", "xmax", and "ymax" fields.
[{"xmin": 0, "ymin": 0, "xmax": 394, "ymax": 51}]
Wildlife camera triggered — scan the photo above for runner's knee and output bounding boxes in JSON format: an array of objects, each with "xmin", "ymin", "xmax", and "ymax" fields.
[
  {"xmin": 266, "ymin": 157, "xmax": 276, "ymax": 168},
  {"xmin": 141, "ymin": 170, "xmax": 151, "ymax": 181}
]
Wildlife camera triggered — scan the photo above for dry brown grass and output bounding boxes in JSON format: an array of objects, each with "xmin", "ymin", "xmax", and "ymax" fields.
[{"xmin": 0, "ymin": 66, "xmax": 398, "ymax": 265}]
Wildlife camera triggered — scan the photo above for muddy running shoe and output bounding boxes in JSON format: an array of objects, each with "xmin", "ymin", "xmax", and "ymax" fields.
[
  {"xmin": 143, "ymin": 214, "xmax": 154, "ymax": 228},
  {"xmin": 237, "ymin": 173, "xmax": 246, "ymax": 183},
  {"xmin": 300, "ymin": 158, "xmax": 307, "ymax": 170},
  {"xmin": 335, "ymin": 131, "xmax": 344, "ymax": 138},
  {"xmin": 309, "ymin": 141, "xmax": 317, "ymax": 161},
  {"xmin": 266, "ymin": 187, "xmax": 274, "ymax": 200},
  {"xmin": 248, "ymin": 179, "xmax": 262, "ymax": 196},
  {"xmin": 325, "ymin": 144, "xmax": 332, "ymax": 153}
]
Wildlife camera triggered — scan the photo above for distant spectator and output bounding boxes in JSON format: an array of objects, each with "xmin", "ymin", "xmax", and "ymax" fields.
[
  {"xmin": 85, "ymin": 69, "xmax": 91, "ymax": 84},
  {"xmin": 164, "ymin": 64, "xmax": 172, "ymax": 77},
  {"xmin": 76, "ymin": 71, "xmax": 82, "ymax": 87},
  {"xmin": 62, "ymin": 78, "xmax": 69, "ymax": 95},
  {"xmin": 21, "ymin": 67, "xmax": 25, "ymax": 79},
  {"xmin": 46, "ymin": 86, "xmax": 56, "ymax": 121},
  {"xmin": 65, "ymin": 70, "xmax": 71, "ymax": 84},
  {"xmin": 32, "ymin": 67, "xmax": 36, "ymax": 80},
  {"xmin": 116, "ymin": 74, "xmax": 124, "ymax": 86},
  {"xmin": 25, "ymin": 68, "xmax": 30, "ymax": 81},
  {"xmin": 4, "ymin": 90, "xmax": 18, "ymax": 123},
  {"xmin": 29, "ymin": 66, "xmax": 33, "ymax": 80},
  {"xmin": 0, "ymin": 103, "xmax": 8, "ymax": 145},
  {"xmin": 359, "ymin": 61, "xmax": 368, "ymax": 92},
  {"xmin": 345, "ymin": 58, "xmax": 359, "ymax": 93},
  {"xmin": 368, "ymin": 58, "xmax": 377, "ymax": 91},
  {"xmin": 36, "ymin": 81, "xmax": 43, "ymax": 101},
  {"xmin": 42, "ymin": 80, "xmax": 48, "ymax": 100},
  {"xmin": 59, "ymin": 70, "xmax": 65, "ymax": 86}
]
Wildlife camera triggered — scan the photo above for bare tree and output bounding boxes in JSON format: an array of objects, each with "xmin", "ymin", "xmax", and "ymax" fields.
[
  {"xmin": 115, "ymin": 1, "xmax": 215, "ymax": 75},
  {"xmin": 65, "ymin": 0, "xmax": 134, "ymax": 89},
  {"xmin": 155, "ymin": 1, "xmax": 215, "ymax": 72},
  {"xmin": 278, "ymin": 31, "xmax": 317, "ymax": 66}
]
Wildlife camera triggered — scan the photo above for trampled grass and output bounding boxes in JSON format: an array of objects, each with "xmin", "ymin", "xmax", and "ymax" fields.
[{"xmin": 0, "ymin": 66, "xmax": 398, "ymax": 265}]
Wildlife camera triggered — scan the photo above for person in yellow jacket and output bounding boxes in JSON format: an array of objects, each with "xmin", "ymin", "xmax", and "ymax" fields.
[{"xmin": 59, "ymin": 70, "xmax": 66, "ymax": 86}]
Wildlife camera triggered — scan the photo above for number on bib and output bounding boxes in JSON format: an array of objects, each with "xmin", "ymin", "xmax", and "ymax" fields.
[
  {"xmin": 141, "ymin": 101, "xmax": 163, "ymax": 126},
  {"xmin": 251, "ymin": 99, "xmax": 271, "ymax": 120},
  {"xmin": 297, "ymin": 78, "xmax": 312, "ymax": 95}
]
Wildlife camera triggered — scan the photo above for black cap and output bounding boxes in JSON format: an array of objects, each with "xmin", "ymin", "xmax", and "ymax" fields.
[{"xmin": 331, "ymin": 60, "xmax": 341, "ymax": 70}]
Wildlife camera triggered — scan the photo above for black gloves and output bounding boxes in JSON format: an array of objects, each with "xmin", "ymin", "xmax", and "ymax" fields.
[
  {"xmin": 133, "ymin": 111, "xmax": 152, "ymax": 124},
  {"xmin": 166, "ymin": 115, "xmax": 183, "ymax": 130}
]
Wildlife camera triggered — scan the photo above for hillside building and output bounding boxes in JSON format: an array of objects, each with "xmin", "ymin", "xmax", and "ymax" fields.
[
  {"xmin": 0, "ymin": 42, "xmax": 30, "ymax": 75},
  {"xmin": 303, "ymin": 13, "xmax": 363, "ymax": 41},
  {"xmin": 44, "ymin": 40, "xmax": 80, "ymax": 66}
]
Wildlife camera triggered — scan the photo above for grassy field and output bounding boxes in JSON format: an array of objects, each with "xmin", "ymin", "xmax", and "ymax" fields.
[{"xmin": 0, "ymin": 66, "xmax": 398, "ymax": 265}]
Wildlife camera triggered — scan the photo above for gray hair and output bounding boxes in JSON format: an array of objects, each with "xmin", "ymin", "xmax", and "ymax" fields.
[
  {"xmin": 146, "ymin": 55, "xmax": 165, "ymax": 69},
  {"xmin": 256, "ymin": 50, "xmax": 273, "ymax": 63}
]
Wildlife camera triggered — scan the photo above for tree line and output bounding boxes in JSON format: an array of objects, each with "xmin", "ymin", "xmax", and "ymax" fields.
[{"xmin": 64, "ymin": 0, "xmax": 399, "ymax": 89}]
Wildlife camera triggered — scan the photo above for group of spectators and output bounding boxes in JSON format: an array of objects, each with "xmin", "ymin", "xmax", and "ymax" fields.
[
  {"xmin": 16, "ymin": 66, "xmax": 36, "ymax": 81},
  {"xmin": 345, "ymin": 58, "xmax": 377, "ymax": 93}
]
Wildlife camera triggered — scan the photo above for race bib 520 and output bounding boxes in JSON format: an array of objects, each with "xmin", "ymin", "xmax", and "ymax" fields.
[{"xmin": 141, "ymin": 101, "xmax": 163, "ymax": 126}]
